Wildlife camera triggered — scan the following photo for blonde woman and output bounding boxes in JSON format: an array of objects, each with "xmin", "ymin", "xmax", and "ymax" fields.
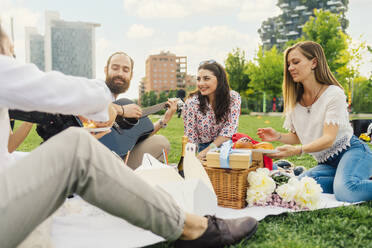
[{"xmin": 257, "ymin": 41, "xmax": 372, "ymax": 203}]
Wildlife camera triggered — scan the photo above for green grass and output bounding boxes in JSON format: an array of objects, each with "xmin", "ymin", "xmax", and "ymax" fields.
[{"xmin": 15, "ymin": 116, "xmax": 372, "ymax": 248}]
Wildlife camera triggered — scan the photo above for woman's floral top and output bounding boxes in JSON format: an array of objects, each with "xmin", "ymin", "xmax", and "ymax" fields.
[{"xmin": 182, "ymin": 90, "xmax": 241, "ymax": 144}]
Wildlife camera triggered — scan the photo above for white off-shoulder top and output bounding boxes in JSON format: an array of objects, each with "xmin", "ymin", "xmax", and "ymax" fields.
[{"xmin": 283, "ymin": 85, "xmax": 353, "ymax": 162}]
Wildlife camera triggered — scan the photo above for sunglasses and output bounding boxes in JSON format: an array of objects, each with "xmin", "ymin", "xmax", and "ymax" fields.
[{"xmin": 199, "ymin": 59, "xmax": 216, "ymax": 66}]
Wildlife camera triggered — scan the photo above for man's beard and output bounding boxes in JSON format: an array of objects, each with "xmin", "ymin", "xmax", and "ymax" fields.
[{"xmin": 105, "ymin": 75, "xmax": 130, "ymax": 95}]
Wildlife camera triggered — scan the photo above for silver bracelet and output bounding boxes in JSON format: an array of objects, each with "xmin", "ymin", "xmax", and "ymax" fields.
[
  {"xmin": 277, "ymin": 133, "xmax": 282, "ymax": 141},
  {"xmin": 299, "ymin": 145, "xmax": 304, "ymax": 156}
]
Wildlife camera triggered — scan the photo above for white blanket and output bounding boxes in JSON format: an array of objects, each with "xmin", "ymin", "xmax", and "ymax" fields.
[
  {"xmin": 14, "ymin": 152, "xmax": 358, "ymax": 248},
  {"xmin": 22, "ymin": 193, "xmax": 352, "ymax": 248}
]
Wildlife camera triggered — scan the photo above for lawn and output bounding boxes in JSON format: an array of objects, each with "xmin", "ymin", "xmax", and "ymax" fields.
[{"xmin": 15, "ymin": 116, "xmax": 372, "ymax": 248}]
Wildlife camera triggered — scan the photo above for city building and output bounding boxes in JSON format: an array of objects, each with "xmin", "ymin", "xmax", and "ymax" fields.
[
  {"xmin": 185, "ymin": 74, "xmax": 197, "ymax": 89},
  {"xmin": 25, "ymin": 11, "xmax": 100, "ymax": 78},
  {"xmin": 45, "ymin": 11, "xmax": 100, "ymax": 78},
  {"xmin": 259, "ymin": 0, "xmax": 348, "ymax": 50},
  {"xmin": 138, "ymin": 77, "xmax": 146, "ymax": 98},
  {"xmin": 143, "ymin": 51, "xmax": 188, "ymax": 95},
  {"xmin": 25, "ymin": 27, "xmax": 45, "ymax": 71}
]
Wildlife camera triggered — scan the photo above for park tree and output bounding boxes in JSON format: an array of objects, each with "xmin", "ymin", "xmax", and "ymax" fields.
[
  {"xmin": 158, "ymin": 91, "xmax": 168, "ymax": 103},
  {"xmin": 351, "ymin": 77, "xmax": 372, "ymax": 113},
  {"xmin": 246, "ymin": 46, "xmax": 283, "ymax": 97},
  {"xmin": 245, "ymin": 46, "xmax": 283, "ymax": 112},
  {"xmin": 301, "ymin": 9, "xmax": 368, "ymax": 95},
  {"xmin": 140, "ymin": 92, "xmax": 149, "ymax": 107},
  {"xmin": 225, "ymin": 48, "xmax": 250, "ymax": 94},
  {"xmin": 368, "ymin": 45, "xmax": 372, "ymax": 80},
  {"xmin": 148, "ymin": 91, "xmax": 157, "ymax": 106},
  {"xmin": 337, "ymin": 37, "xmax": 366, "ymax": 93},
  {"xmin": 167, "ymin": 89, "xmax": 177, "ymax": 99},
  {"xmin": 302, "ymin": 9, "xmax": 349, "ymax": 76}
]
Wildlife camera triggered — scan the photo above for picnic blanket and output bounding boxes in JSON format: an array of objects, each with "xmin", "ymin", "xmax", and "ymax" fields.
[
  {"xmin": 18, "ymin": 193, "xmax": 357, "ymax": 248},
  {"xmin": 13, "ymin": 150, "xmax": 365, "ymax": 248}
]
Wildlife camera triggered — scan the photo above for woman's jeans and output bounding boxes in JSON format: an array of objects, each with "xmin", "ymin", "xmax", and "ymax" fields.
[
  {"xmin": 299, "ymin": 136, "xmax": 372, "ymax": 202},
  {"xmin": 198, "ymin": 141, "xmax": 212, "ymax": 153}
]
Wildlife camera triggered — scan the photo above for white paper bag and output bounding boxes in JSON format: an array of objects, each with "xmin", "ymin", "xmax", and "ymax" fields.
[
  {"xmin": 183, "ymin": 143, "xmax": 215, "ymax": 192},
  {"xmin": 156, "ymin": 179, "xmax": 217, "ymax": 216},
  {"xmin": 135, "ymin": 153, "xmax": 217, "ymax": 215}
]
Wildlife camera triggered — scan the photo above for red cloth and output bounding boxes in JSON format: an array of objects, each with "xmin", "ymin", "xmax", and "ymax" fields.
[{"xmin": 231, "ymin": 133, "xmax": 273, "ymax": 170}]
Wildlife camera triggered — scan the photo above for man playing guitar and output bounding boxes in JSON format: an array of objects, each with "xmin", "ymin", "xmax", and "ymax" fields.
[
  {"xmin": 102, "ymin": 51, "xmax": 178, "ymax": 169},
  {"xmin": 34, "ymin": 52, "xmax": 178, "ymax": 169}
]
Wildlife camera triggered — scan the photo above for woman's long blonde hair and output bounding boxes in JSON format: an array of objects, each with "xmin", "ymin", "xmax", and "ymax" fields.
[{"xmin": 282, "ymin": 41, "xmax": 343, "ymax": 114}]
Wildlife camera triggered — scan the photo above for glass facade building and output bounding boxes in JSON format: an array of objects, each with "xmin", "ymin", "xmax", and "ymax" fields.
[
  {"xmin": 50, "ymin": 23, "xmax": 94, "ymax": 78},
  {"xmin": 25, "ymin": 27, "xmax": 45, "ymax": 71},
  {"xmin": 26, "ymin": 11, "xmax": 99, "ymax": 79}
]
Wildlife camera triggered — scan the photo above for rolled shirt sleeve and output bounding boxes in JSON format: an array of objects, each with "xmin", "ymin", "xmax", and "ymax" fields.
[{"xmin": 0, "ymin": 55, "xmax": 111, "ymax": 121}]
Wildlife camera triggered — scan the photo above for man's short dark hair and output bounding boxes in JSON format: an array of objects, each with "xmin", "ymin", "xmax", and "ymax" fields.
[{"xmin": 106, "ymin": 52, "xmax": 134, "ymax": 79}]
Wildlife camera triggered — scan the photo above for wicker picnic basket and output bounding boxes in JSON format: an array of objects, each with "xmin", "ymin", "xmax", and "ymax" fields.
[{"xmin": 204, "ymin": 161, "xmax": 263, "ymax": 209}]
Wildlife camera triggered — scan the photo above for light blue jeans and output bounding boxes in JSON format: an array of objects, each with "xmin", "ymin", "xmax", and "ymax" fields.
[
  {"xmin": 198, "ymin": 141, "xmax": 212, "ymax": 153},
  {"xmin": 299, "ymin": 136, "xmax": 372, "ymax": 202}
]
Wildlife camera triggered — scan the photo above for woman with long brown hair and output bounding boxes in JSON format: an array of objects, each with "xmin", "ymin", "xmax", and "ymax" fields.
[
  {"xmin": 182, "ymin": 60, "xmax": 241, "ymax": 159},
  {"xmin": 257, "ymin": 41, "xmax": 372, "ymax": 203}
]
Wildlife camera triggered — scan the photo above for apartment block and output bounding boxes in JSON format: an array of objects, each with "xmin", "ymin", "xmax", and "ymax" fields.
[
  {"xmin": 143, "ymin": 51, "xmax": 188, "ymax": 94},
  {"xmin": 259, "ymin": 0, "xmax": 348, "ymax": 50}
]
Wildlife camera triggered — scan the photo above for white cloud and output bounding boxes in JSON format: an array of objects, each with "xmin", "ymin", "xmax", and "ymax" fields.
[
  {"xmin": 123, "ymin": 0, "xmax": 280, "ymax": 20},
  {"xmin": 123, "ymin": 0, "xmax": 241, "ymax": 19},
  {"xmin": 237, "ymin": 0, "xmax": 280, "ymax": 21},
  {"xmin": 126, "ymin": 24, "xmax": 155, "ymax": 39},
  {"xmin": 178, "ymin": 26, "xmax": 253, "ymax": 46},
  {"xmin": 123, "ymin": 0, "xmax": 189, "ymax": 19},
  {"xmin": 95, "ymin": 37, "xmax": 113, "ymax": 79},
  {"xmin": 152, "ymin": 26, "xmax": 259, "ymax": 76},
  {"xmin": 0, "ymin": 1, "xmax": 42, "ymax": 62}
]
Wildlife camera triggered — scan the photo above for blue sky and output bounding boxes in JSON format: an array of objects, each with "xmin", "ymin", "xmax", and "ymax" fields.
[{"xmin": 1, "ymin": 0, "xmax": 371, "ymax": 99}]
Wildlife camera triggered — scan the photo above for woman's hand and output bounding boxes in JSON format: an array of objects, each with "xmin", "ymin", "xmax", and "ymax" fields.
[
  {"xmin": 197, "ymin": 149, "xmax": 208, "ymax": 161},
  {"xmin": 268, "ymin": 144, "xmax": 301, "ymax": 159},
  {"xmin": 257, "ymin": 127, "xmax": 281, "ymax": 142}
]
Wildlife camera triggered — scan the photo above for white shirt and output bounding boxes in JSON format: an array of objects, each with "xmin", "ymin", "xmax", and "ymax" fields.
[
  {"xmin": 0, "ymin": 55, "xmax": 112, "ymax": 170},
  {"xmin": 283, "ymin": 85, "xmax": 353, "ymax": 162}
]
